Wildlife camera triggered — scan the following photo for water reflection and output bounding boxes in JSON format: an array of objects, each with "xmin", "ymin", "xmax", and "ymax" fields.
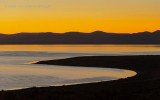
[
  {"xmin": 0, "ymin": 45, "xmax": 141, "ymax": 90},
  {"xmin": 0, "ymin": 45, "xmax": 160, "ymax": 54}
]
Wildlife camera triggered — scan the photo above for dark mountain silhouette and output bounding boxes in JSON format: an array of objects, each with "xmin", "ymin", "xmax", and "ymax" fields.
[{"xmin": 0, "ymin": 30, "xmax": 160, "ymax": 44}]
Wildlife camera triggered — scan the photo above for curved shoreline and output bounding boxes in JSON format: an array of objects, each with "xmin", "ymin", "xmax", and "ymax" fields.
[
  {"xmin": 1, "ymin": 55, "xmax": 160, "ymax": 100},
  {"xmin": 4, "ymin": 66, "xmax": 137, "ymax": 91}
]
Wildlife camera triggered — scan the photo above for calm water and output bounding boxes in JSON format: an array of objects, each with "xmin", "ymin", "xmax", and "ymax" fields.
[{"xmin": 2, "ymin": 44, "xmax": 159, "ymax": 90}]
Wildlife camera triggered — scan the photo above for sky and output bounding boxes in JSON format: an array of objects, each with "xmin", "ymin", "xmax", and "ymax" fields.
[{"xmin": 0, "ymin": 0, "xmax": 160, "ymax": 34}]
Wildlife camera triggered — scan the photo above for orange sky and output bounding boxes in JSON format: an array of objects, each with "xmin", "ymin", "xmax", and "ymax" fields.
[{"xmin": 0, "ymin": 0, "xmax": 160, "ymax": 34}]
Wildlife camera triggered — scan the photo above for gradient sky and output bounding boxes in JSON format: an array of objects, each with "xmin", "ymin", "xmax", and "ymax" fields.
[{"xmin": 0, "ymin": 0, "xmax": 160, "ymax": 34}]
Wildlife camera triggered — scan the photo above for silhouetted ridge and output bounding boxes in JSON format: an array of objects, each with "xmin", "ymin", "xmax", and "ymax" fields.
[
  {"xmin": 0, "ymin": 30, "xmax": 160, "ymax": 44},
  {"xmin": 91, "ymin": 31, "xmax": 108, "ymax": 34},
  {"xmin": 153, "ymin": 30, "xmax": 160, "ymax": 34}
]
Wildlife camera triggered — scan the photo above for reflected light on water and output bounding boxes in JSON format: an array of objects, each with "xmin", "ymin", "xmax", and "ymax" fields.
[
  {"xmin": 0, "ymin": 45, "xmax": 160, "ymax": 54},
  {"xmin": 0, "ymin": 44, "xmax": 144, "ymax": 90},
  {"xmin": 0, "ymin": 65, "xmax": 136, "ymax": 79}
]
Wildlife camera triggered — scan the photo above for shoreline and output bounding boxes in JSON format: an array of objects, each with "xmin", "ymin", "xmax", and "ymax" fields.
[
  {"xmin": 1, "ymin": 55, "xmax": 160, "ymax": 100},
  {"xmin": 4, "ymin": 67, "xmax": 137, "ymax": 91}
]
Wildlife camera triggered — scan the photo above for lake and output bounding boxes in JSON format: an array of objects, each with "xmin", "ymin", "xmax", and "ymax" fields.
[{"xmin": 1, "ymin": 44, "xmax": 159, "ymax": 90}]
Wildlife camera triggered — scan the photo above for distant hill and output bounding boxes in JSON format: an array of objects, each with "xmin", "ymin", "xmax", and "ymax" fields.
[{"xmin": 0, "ymin": 30, "xmax": 160, "ymax": 44}]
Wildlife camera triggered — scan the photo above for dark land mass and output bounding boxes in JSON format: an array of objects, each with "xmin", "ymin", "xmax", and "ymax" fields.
[
  {"xmin": 1, "ymin": 55, "xmax": 160, "ymax": 100},
  {"xmin": 1, "ymin": 30, "xmax": 160, "ymax": 44}
]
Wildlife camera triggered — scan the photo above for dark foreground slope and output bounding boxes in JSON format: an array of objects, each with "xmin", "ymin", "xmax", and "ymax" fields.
[
  {"xmin": 1, "ymin": 55, "xmax": 160, "ymax": 100},
  {"xmin": 0, "ymin": 30, "xmax": 160, "ymax": 44}
]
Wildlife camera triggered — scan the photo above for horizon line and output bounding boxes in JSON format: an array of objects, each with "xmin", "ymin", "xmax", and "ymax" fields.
[{"xmin": 0, "ymin": 30, "xmax": 160, "ymax": 35}]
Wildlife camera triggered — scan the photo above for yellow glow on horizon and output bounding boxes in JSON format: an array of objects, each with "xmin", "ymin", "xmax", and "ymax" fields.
[{"xmin": 0, "ymin": 0, "xmax": 160, "ymax": 34}]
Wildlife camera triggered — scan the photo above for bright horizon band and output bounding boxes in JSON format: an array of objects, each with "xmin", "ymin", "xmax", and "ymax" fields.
[{"xmin": 0, "ymin": 0, "xmax": 160, "ymax": 34}]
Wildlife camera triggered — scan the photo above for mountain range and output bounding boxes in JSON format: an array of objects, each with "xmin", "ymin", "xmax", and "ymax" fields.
[{"xmin": 0, "ymin": 30, "xmax": 160, "ymax": 44}]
